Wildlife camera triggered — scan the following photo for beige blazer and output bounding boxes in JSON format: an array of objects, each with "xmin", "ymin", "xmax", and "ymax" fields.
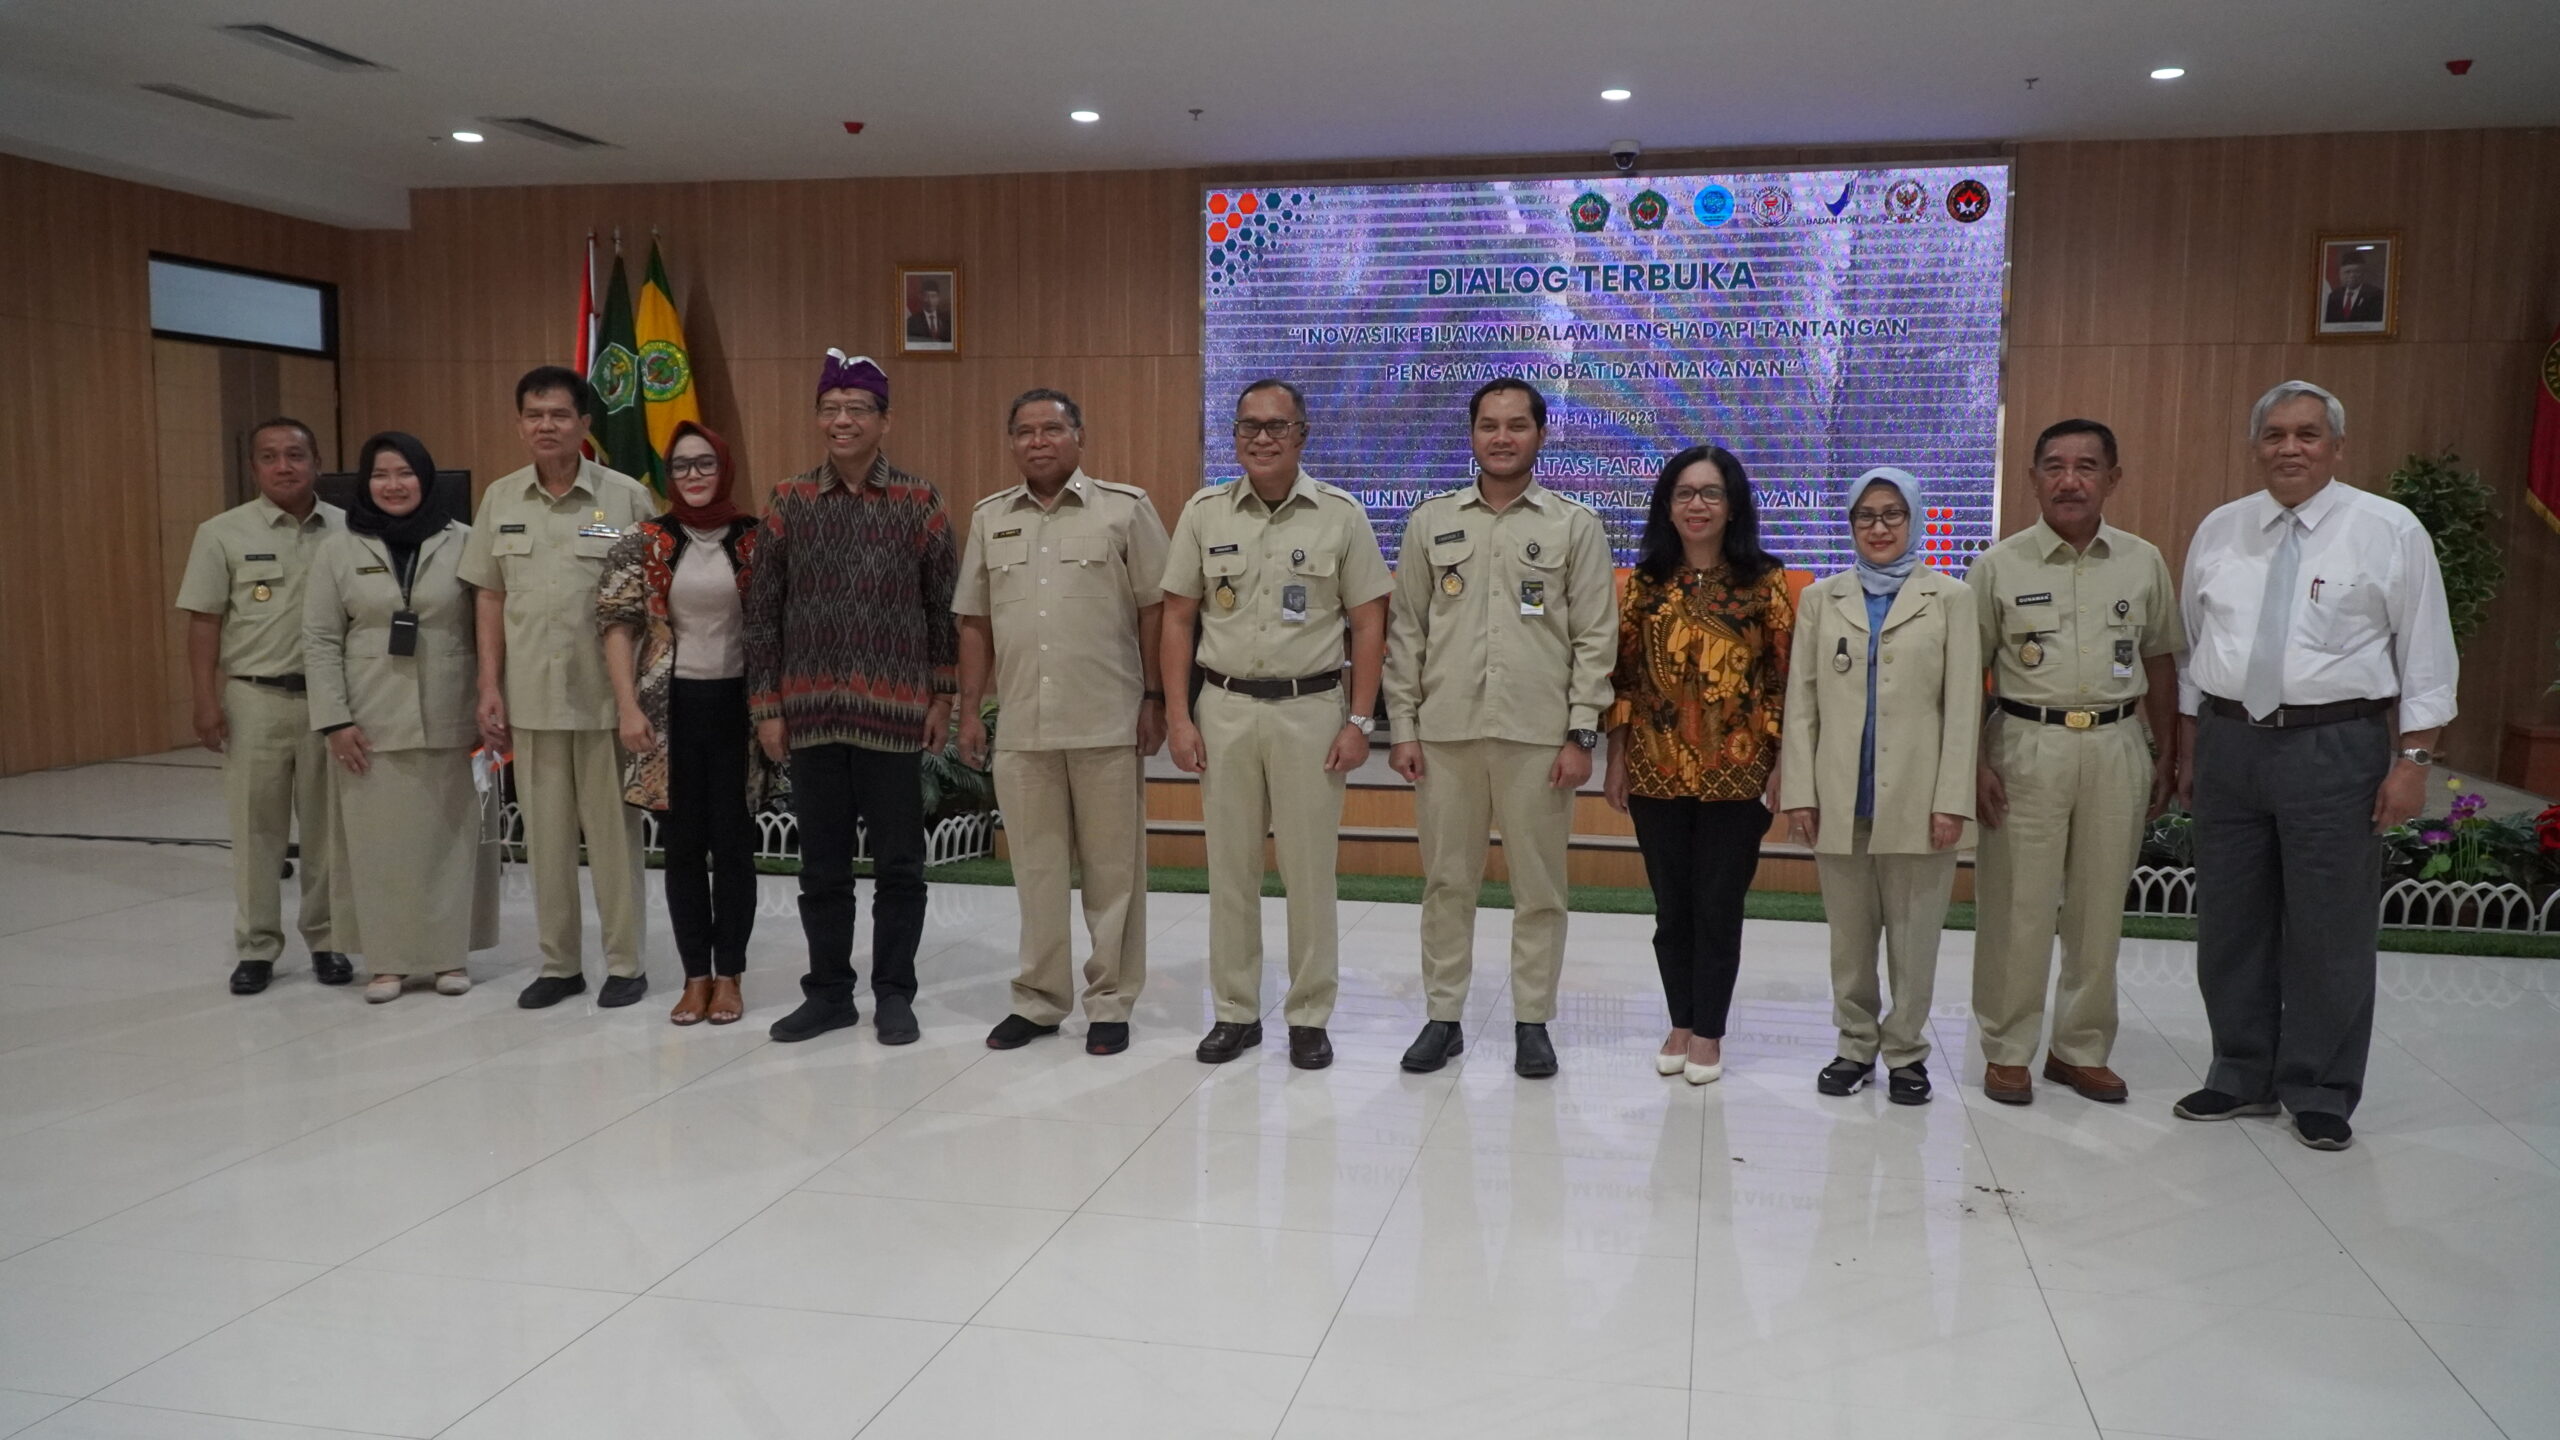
[
  {"xmin": 1777, "ymin": 565, "xmax": 1981, "ymax": 855},
  {"xmin": 303, "ymin": 524, "xmax": 479, "ymax": 751}
]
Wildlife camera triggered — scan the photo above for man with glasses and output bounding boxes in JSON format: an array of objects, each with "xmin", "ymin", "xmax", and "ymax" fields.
[
  {"xmin": 1965, "ymin": 419, "xmax": 2182, "ymax": 1106},
  {"xmin": 1161, "ymin": 379, "xmax": 1391, "ymax": 1069},
  {"xmin": 747, "ymin": 351, "xmax": 958, "ymax": 1044},
  {"xmin": 956, "ymin": 389, "xmax": 1169, "ymax": 1056},
  {"xmin": 1386, "ymin": 378, "xmax": 1617, "ymax": 1078}
]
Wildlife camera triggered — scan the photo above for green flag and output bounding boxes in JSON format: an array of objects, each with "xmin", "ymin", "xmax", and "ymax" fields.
[{"xmin": 586, "ymin": 250, "xmax": 655, "ymax": 489}]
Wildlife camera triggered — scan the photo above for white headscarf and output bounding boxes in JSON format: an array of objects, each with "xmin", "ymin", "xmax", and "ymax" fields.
[{"xmin": 1847, "ymin": 466, "xmax": 1924, "ymax": 597}]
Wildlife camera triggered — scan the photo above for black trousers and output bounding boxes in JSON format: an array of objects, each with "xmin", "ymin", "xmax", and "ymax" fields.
[
  {"xmin": 2192, "ymin": 708, "xmax": 2388, "ymax": 1118},
  {"xmin": 662, "ymin": 678, "xmax": 758, "ymax": 978},
  {"xmin": 1628, "ymin": 795, "xmax": 1768, "ymax": 1037},
  {"xmin": 790, "ymin": 742, "xmax": 926, "ymax": 1005}
]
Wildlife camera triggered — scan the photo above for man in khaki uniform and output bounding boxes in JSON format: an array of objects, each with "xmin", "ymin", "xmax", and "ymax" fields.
[
  {"xmin": 175, "ymin": 417, "xmax": 352, "ymax": 995},
  {"xmin": 1385, "ymin": 378, "xmax": 1617, "ymax": 1079},
  {"xmin": 1161, "ymin": 378, "xmax": 1391, "ymax": 1071},
  {"xmin": 1968, "ymin": 419, "xmax": 2183, "ymax": 1105},
  {"xmin": 458, "ymin": 366, "xmax": 658, "ymax": 1010},
  {"xmin": 956, "ymin": 389, "xmax": 1170, "ymax": 1057}
]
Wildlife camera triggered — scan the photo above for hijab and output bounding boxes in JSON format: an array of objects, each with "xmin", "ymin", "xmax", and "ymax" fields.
[
  {"xmin": 1846, "ymin": 466, "xmax": 1924, "ymax": 598},
  {"xmin": 347, "ymin": 431, "xmax": 449, "ymax": 570},
  {"xmin": 664, "ymin": 420, "xmax": 747, "ymax": 531}
]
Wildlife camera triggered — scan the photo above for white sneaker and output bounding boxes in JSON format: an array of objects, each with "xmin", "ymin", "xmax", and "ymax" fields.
[
  {"xmin": 364, "ymin": 974, "xmax": 402, "ymax": 1003},
  {"xmin": 435, "ymin": 971, "xmax": 471, "ymax": 996}
]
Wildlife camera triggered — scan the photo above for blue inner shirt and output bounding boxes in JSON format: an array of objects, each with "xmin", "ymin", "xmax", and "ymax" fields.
[{"xmin": 1856, "ymin": 587, "xmax": 1893, "ymax": 818}]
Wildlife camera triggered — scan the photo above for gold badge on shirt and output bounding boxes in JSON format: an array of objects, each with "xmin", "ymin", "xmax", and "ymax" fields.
[
  {"xmin": 1213, "ymin": 579, "xmax": 1238, "ymax": 611},
  {"xmin": 250, "ymin": 583, "xmax": 272, "ymax": 603},
  {"xmin": 2019, "ymin": 638, "xmax": 2044, "ymax": 668},
  {"xmin": 1440, "ymin": 568, "xmax": 1465, "ymax": 598}
]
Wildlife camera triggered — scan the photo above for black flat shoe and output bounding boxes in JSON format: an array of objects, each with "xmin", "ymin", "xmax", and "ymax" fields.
[
  {"xmin": 311, "ymin": 951, "xmax": 354, "ymax": 986},
  {"xmin": 228, "ymin": 960, "xmax": 273, "ymax": 996},
  {"xmin": 770, "ymin": 997, "xmax": 860, "ymax": 1042},
  {"xmin": 1086, "ymin": 1021, "xmax": 1130, "ymax": 1056},
  {"xmin": 1288, "ymin": 1026, "xmax": 1333, "ymax": 1070},
  {"xmin": 597, "ymin": 974, "xmax": 648, "ymax": 1008},
  {"xmin": 1816, "ymin": 1056, "xmax": 1873, "ymax": 1095},
  {"xmin": 517, "ymin": 973, "xmax": 587, "ymax": 1009},
  {"xmin": 1195, "ymin": 1020, "xmax": 1263, "ymax": 1063},
  {"xmin": 1400, "ymin": 1020, "xmax": 1464, "ymax": 1073},
  {"xmin": 874, "ymin": 994, "xmax": 920, "ymax": 1045},
  {"xmin": 1513, "ymin": 1022, "xmax": 1559, "ymax": 1079},
  {"xmin": 2172, "ymin": 1088, "xmax": 2281, "ymax": 1122},
  {"xmin": 987, "ymin": 1014, "xmax": 1061, "ymax": 1050},
  {"xmin": 2291, "ymin": 1111, "xmax": 2354, "ymax": 1151},
  {"xmin": 1887, "ymin": 1061, "xmax": 1932, "ymax": 1105}
]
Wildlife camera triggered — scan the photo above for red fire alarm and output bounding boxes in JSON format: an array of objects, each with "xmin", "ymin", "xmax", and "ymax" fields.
[
  {"xmin": 2445, "ymin": 59, "xmax": 2473, "ymax": 75},
  {"xmin": 841, "ymin": 120, "xmax": 867, "ymax": 134}
]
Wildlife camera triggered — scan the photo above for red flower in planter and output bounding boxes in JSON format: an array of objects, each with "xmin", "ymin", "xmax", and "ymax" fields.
[{"xmin": 2535, "ymin": 803, "xmax": 2560, "ymax": 853}]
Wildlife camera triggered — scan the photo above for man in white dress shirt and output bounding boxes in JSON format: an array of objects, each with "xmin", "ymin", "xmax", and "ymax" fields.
[{"xmin": 2172, "ymin": 380, "xmax": 2457, "ymax": 1151}]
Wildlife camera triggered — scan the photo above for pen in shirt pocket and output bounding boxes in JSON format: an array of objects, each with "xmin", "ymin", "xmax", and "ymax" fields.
[{"xmin": 2309, "ymin": 577, "xmax": 2324, "ymax": 602}]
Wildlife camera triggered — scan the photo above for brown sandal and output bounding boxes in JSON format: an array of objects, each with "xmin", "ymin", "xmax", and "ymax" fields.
[
  {"xmin": 670, "ymin": 977, "xmax": 713, "ymax": 1026},
  {"xmin": 707, "ymin": 974, "xmax": 743, "ymax": 1025}
]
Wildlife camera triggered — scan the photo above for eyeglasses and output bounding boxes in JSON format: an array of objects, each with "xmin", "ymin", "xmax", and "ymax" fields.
[
  {"xmin": 1671, "ymin": 486, "xmax": 1727, "ymax": 508},
  {"xmin": 1010, "ymin": 422, "xmax": 1076, "ymax": 442},
  {"xmin": 668, "ymin": 456, "xmax": 721, "ymax": 478},
  {"xmin": 817, "ymin": 402, "xmax": 882, "ymax": 421},
  {"xmin": 1851, "ymin": 508, "xmax": 1910, "ymax": 530},
  {"xmin": 1233, "ymin": 419, "xmax": 1306, "ymax": 440}
]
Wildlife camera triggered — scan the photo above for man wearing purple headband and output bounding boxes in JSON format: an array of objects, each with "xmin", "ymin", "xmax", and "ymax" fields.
[{"xmin": 746, "ymin": 351, "xmax": 960, "ymax": 1044}]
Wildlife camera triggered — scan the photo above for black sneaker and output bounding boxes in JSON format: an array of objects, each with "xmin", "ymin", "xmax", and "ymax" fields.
[
  {"xmin": 1287, "ymin": 1026, "xmax": 1333, "ymax": 1070},
  {"xmin": 1195, "ymin": 1020, "xmax": 1263, "ymax": 1063},
  {"xmin": 1513, "ymin": 1022, "xmax": 1559, "ymax": 1079},
  {"xmin": 597, "ymin": 974, "xmax": 648, "ymax": 1008},
  {"xmin": 2291, "ymin": 1111, "xmax": 2354, "ymax": 1150},
  {"xmin": 2172, "ymin": 1088, "xmax": 2281, "ymax": 1122},
  {"xmin": 228, "ymin": 960, "xmax": 274, "ymax": 996},
  {"xmin": 1816, "ymin": 1056, "xmax": 1873, "ymax": 1095},
  {"xmin": 518, "ymin": 973, "xmax": 587, "ymax": 1009},
  {"xmin": 311, "ymin": 951, "xmax": 354, "ymax": 986},
  {"xmin": 770, "ymin": 997, "xmax": 860, "ymax": 1043},
  {"xmin": 874, "ymin": 994, "xmax": 920, "ymax": 1045},
  {"xmin": 1086, "ymin": 1021, "xmax": 1130, "ymax": 1056},
  {"xmin": 1887, "ymin": 1061, "xmax": 1932, "ymax": 1106},
  {"xmin": 987, "ymin": 1014, "xmax": 1060, "ymax": 1050},
  {"xmin": 1400, "ymin": 1020, "xmax": 1464, "ymax": 1073}
]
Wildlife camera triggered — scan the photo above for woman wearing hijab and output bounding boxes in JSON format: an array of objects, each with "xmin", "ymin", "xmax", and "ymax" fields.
[
  {"xmin": 305, "ymin": 432, "xmax": 490, "ymax": 1001},
  {"xmin": 1777, "ymin": 467, "xmax": 1981, "ymax": 1104},
  {"xmin": 1603, "ymin": 445, "xmax": 1793, "ymax": 1085},
  {"xmin": 598, "ymin": 420, "xmax": 778, "ymax": 1026}
]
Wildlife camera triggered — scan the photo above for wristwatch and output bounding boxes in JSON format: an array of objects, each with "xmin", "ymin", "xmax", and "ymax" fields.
[
  {"xmin": 2398, "ymin": 747, "xmax": 2435, "ymax": 767},
  {"xmin": 1568, "ymin": 729, "xmax": 1600, "ymax": 751},
  {"xmin": 1348, "ymin": 714, "xmax": 1376, "ymax": 737}
]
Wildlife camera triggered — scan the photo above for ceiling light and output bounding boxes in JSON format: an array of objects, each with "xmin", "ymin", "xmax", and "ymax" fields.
[
  {"xmin": 217, "ymin": 22, "xmax": 387, "ymax": 72},
  {"xmin": 2150, "ymin": 66, "xmax": 2186, "ymax": 80},
  {"xmin": 1601, "ymin": 88, "xmax": 1631, "ymax": 102},
  {"xmin": 450, "ymin": 130, "xmax": 484, "ymax": 143},
  {"xmin": 1070, "ymin": 109, "xmax": 1100, "ymax": 123}
]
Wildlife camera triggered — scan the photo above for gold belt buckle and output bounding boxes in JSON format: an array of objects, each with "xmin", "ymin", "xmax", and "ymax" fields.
[{"xmin": 2063, "ymin": 709, "xmax": 2095, "ymax": 730}]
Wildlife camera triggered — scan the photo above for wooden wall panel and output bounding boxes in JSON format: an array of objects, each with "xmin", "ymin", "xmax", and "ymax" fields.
[{"xmin": 154, "ymin": 340, "xmax": 225, "ymax": 749}]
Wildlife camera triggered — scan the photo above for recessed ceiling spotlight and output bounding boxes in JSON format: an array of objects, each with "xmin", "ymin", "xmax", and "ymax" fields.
[
  {"xmin": 1601, "ymin": 88, "xmax": 1632, "ymax": 102},
  {"xmin": 450, "ymin": 130, "xmax": 484, "ymax": 143},
  {"xmin": 1070, "ymin": 109, "xmax": 1100, "ymax": 123},
  {"xmin": 2150, "ymin": 66, "xmax": 2186, "ymax": 80}
]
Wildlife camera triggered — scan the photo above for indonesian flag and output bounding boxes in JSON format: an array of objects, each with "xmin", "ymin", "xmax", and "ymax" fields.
[
  {"xmin": 2533, "ymin": 322, "xmax": 2560, "ymax": 535},
  {"xmin": 574, "ymin": 234, "xmax": 600, "ymax": 459}
]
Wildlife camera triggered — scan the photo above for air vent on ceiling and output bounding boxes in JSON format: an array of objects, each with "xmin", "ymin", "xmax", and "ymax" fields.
[
  {"xmin": 217, "ymin": 23, "xmax": 387, "ymax": 72},
  {"xmin": 479, "ymin": 116, "xmax": 615, "ymax": 149},
  {"xmin": 138, "ymin": 83, "xmax": 289, "ymax": 120}
]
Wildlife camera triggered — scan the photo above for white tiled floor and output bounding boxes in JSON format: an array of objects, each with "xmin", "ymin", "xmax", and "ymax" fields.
[{"xmin": 2, "ymin": 754, "xmax": 2557, "ymax": 1439}]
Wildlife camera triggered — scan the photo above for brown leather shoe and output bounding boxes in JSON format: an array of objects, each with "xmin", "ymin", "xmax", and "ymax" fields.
[
  {"xmin": 670, "ymin": 978, "xmax": 713, "ymax": 1026},
  {"xmin": 707, "ymin": 975, "xmax": 743, "ymax": 1025},
  {"xmin": 2043, "ymin": 1054, "xmax": 2129, "ymax": 1102},
  {"xmin": 1983, "ymin": 1063, "xmax": 2034, "ymax": 1105}
]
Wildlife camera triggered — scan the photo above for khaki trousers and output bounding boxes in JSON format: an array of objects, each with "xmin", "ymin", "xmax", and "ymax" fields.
[
  {"xmin": 994, "ymin": 744, "xmax": 1147, "ymax": 1024},
  {"xmin": 1971, "ymin": 718, "xmax": 2148, "ymax": 1068},
  {"xmin": 1416, "ymin": 738, "xmax": 1572, "ymax": 1025},
  {"xmin": 338, "ymin": 748, "xmax": 493, "ymax": 976},
  {"xmin": 514, "ymin": 728, "xmax": 646, "ymax": 978},
  {"xmin": 1197, "ymin": 686, "xmax": 1348, "ymax": 1026},
  {"xmin": 1817, "ymin": 820, "xmax": 1958, "ymax": 1068},
  {"xmin": 223, "ymin": 679, "xmax": 340, "ymax": 962}
]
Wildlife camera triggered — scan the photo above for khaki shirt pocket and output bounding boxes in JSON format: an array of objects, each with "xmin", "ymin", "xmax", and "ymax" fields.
[
  {"xmin": 1059, "ymin": 534, "xmax": 1116, "ymax": 598},
  {"xmin": 1514, "ymin": 539, "xmax": 1567, "ymax": 621},
  {"xmin": 233, "ymin": 560, "xmax": 287, "ymax": 602},
  {"xmin": 988, "ymin": 537, "xmax": 1033, "ymax": 605},
  {"xmin": 1423, "ymin": 537, "xmax": 1473, "ymax": 606},
  {"xmin": 1202, "ymin": 547, "xmax": 1250, "ymax": 586}
]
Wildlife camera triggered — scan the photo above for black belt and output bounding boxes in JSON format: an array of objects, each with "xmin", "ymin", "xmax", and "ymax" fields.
[
  {"xmin": 2202, "ymin": 694, "xmax": 2391, "ymax": 729},
  {"xmin": 237, "ymin": 674, "xmax": 307, "ymax": 694},
  {"xmin": 1199, "ymin": 666, "xmax": 1340, "ymax": 700},
  {"xmin": 1998, "ymin": 697, "xmax": 2138, "ymax": 730}
]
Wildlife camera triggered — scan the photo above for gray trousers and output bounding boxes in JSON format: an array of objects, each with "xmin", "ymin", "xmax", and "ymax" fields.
[{"xmin": 2191, "ymin": 708, "xmax": 2389, "ymax": 1118}]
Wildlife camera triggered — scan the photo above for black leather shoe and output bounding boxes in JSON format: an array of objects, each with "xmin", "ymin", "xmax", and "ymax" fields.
[
  {"xmin": 1086, "ymin": 1021, "xmax": 1130, "ymax": 1056},
  {"xmin": 517, "ymin": 973, "xmax": 588, "ymax": 1009},
  {"xmin": 311, "ymin": 951, "xmax": 354, "ymax": 986},
  {"xmin": 1195, "ymin": 1020, "xmax": 1263, "ymax": 1063},
  {"xmin": 1887, "ymin": 1061, "xmax": 1932, "ymax": 1106},
  {"xmin": 874, "ymin": 994, "xmax": 920, "ymax": 1045},
  {"xmin": 770, "ymin": 997, "xmax": 860, "ymax": 1042},
  {"xmin": 1513, "ymin": 1022, "xmax": 1559, "ymax": 1079},
  {"xmin": 1288, "ymin": 1026, "xmax": 1333, "ymax": 1070},
  {"xmin": 1816, "ymin": 1056, "xmax": 1873, "ymax": 1095},
  {"xmin": 1401, "ymin": 1020, "xmax": 1464, "ymax": 1073},
  {"xmin": 2172, "ymin": 1088, "xmax": 2281, "ymax": 1122},
  {"xmin": 228, "ymin": 960, "xmax": 273, "ymax": 996},
  {"xmin": 597, "ymin": 974, "xmax": 648, "ymax": 1008},
  {"xmin": 987, "ymin": 1014, "xmax": 1060, "ymax": 1050}
]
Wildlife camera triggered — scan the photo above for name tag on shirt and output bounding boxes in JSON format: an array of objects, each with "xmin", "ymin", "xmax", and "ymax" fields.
[
  {"xmin": 1280, "ymin": 583, "xmax": 1309, "ymax": 624},
  {"xmin": 577, "ymin": 524, "xmax": 623, "ymax": 540},
  {"xmin": 993, "ymin": 528, "xmax": 1022, "ymax": 539},
  {"xmin": 244, "ymin": 552, "xmax": 277, "ymax": 562},
  {"xmin": 499, "ymin": 523, "xmax": 528, "ymax": 534},
  {"xmin": 357, "ymin": 565, "xmax": 388, "ymax": 575},
  {"xmin": 1434, "ymin": 529, "xmax": 1467, "ymax": 544},
  {"xmin": 1208, "ymin": 543, "xmax": 1240, "ymax": 555},
  {"xmin": 2013, "ymin": 591, "xmax": 2052, "ymax": 605}
]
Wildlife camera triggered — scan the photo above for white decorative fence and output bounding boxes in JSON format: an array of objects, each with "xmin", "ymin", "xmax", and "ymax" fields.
[
  {"xmin": 497, "ymin": 804, "xmax": 1000, "ymax": 869},
  {"xmin": 2126, "ymin": 866, "xmax": 2560, "ymax": 935}
]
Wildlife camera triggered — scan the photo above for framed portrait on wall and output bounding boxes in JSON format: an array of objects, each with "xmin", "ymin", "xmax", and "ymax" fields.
[
  {"xmin": 2312, "ymin": 233, "xmax": 2398, "ymax": 341},
  {"xmin": 897, "ymin": 265, "xmax": 961, "ymax": 356}
]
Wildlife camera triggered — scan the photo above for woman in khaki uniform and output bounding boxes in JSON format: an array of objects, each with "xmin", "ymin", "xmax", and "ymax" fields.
[
  {"xmin": 1778, "ymin": 467, "xmax": 1980, "ymax": 1105},
  {"xmin": 305, "ymin": 432, "xmax": 493, "ymax": 1001}
]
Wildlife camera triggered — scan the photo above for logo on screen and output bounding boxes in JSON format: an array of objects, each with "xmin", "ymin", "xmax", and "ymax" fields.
[
  {"xmin": 1822, "ymin": 179, "xmax": 1855, "ymax": 217},
  {"xmin": 1750, "ymin": 187, "xmax": 1792, "ymax": 225},
  {"xmin": 1884, "ymin": 180, "xmax": 1929, "ymax": 224},
  {"xmin": 1628, "ymin": 190, "xmax": 1670, "ymax": 230},
  {"xmin": 1203, "ymin": 189, "xmax": 1306, "ymax": 292},
  {"xmin": 1947, "ymin": 179, "xmax": 1992, "ymax": 223},
  {"xmin": 1692, "ymin": 184, "xmax": 1735, "ymax": 227},
  {"xmin": 1569, "ymin": 192, "xmax": 1612, "ymax": 232}
]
